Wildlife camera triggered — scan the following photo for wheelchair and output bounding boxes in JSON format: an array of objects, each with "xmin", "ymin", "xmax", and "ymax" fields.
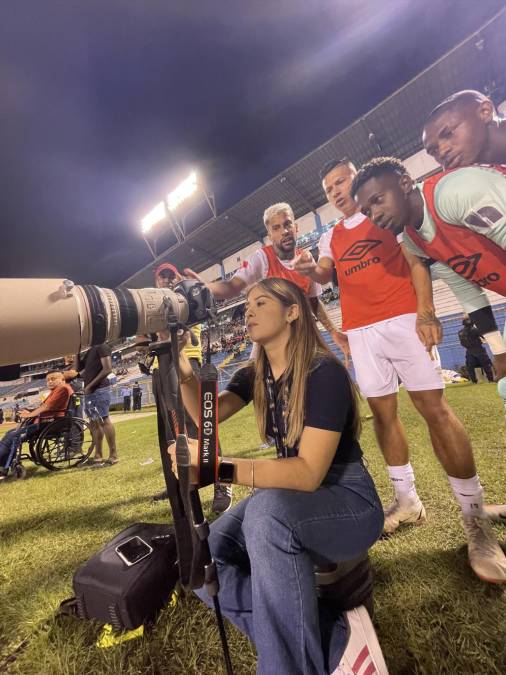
[{"xmin": 1, "ymin": 394, "xmax": 94, "ymax": 479}]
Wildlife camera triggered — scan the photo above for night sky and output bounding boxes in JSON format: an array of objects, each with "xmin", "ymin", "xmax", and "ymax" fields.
[{"xmin": 1, "ymin": 0, "xmax": 504, "ymax": 287}]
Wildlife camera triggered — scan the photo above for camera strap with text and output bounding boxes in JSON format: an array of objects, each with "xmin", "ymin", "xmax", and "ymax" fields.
[
  {"xmin": 164, "ymin": 321, "xmax": 232, "ymax": 674},
  {"xmin": 152, "ymin": 355, "xmax": 199, "ymax": 589},
  {"xmin": 197, "ymin": 329, "xmax": 220, "ymax": 487}
]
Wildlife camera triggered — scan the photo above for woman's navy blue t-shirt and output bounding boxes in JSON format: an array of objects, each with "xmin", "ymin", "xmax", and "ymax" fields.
[{"xmin": 226, "ymin": 355, "xmax": 362, "ymax": 464}]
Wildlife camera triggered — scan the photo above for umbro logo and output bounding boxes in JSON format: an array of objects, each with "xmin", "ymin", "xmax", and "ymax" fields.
[
  {"xmin": 447, "ymin": 252, "xmax": 500, "ymax": 287},
  {"xmin": 447, "ymin": 253, "xmax": 481, "ymax": 280},
  {"xmin": 339, "ymin": 239, "xmax": 382, "ymax": 262}
]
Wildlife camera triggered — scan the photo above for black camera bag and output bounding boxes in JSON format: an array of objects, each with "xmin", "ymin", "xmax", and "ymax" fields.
[{"xmin": 72, "ymin": 522, "xmax": 179, "ymax": 631}]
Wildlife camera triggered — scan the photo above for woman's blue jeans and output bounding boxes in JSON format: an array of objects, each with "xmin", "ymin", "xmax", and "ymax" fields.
[{"xmin": 195, "ymin": 460, "xmax": 384, "ymax": 675}]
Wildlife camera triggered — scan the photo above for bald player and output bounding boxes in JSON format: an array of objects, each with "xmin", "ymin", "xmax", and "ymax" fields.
[{"xmin": 423, "ymin": 90, "xmax": 506, "ymax": 170}]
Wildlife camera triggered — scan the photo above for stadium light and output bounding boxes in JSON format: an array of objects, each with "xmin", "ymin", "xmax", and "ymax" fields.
[
  {"xmin": 140, "ymin": 169, "xmax": 214, "ymax": 260},
  {"xmin": 141, "ymin": 201, "xmax": 167, "ymax": 234},
  {"xmin": 167, "ymin": 171, "xmax": 198, "ymax": 212}
]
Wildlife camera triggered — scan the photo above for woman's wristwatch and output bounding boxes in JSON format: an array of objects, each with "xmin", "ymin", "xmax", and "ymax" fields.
[{"xmin": 217, "ymin": 460, "xmax": 235, "ymax": 484}]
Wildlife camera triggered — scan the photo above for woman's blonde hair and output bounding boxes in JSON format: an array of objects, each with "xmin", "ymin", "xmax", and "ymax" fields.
[{"xmin": 248, "ymin": 278, "xmax": 361, "ymax": 448}]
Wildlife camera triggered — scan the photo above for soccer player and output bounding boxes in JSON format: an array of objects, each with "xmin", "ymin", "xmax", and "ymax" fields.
[
  {"xmin": 423, "ymin": 90, "xmax": 506, "ymax": 170},
  {"xmin": 296, "ymin": 158, "xmax": 506, "ymax": 584},
  {"xmin": 350, "ymin": 157, "xmax": 506, "ymax": 380},
  {"xmin": 185, "ymin": 202, "xmax": 350, "ymax": 358},
  {"xmin": 423, "ymin": 88, "xmax": 506, "ymax": 376}
]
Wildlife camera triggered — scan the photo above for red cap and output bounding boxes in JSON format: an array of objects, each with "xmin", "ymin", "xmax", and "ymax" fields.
[{"xmin": 155, "ymin": 262, "xmax": 179, "ymax": 278}]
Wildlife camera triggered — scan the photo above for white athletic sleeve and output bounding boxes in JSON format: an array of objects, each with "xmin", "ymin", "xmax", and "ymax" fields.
[
  {"xmin": 317, "ymin": 230, "xmax": 333, "ymax": 261},
  {"xmin": 430, "ymin": 261, "xmax": 491, "ymax": 313},
  {"xmin": 232, "ymin": 248, "xmax": 268, "ymax": 287},
  {"xmin": 400, "ymin": 229, "xmax": 430, "ymax": 259},
  {"xmin": 433, "ymin": 166, "xmax": 506, "ymax": 249}
]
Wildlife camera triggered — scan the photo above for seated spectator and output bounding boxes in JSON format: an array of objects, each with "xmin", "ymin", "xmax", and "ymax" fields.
[{"xmin": 0, "ymin": 371, "xmax": 73, "ymax": 473}]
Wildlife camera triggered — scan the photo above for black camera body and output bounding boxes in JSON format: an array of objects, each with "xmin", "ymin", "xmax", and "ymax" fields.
[{"xmin": 173, "ymin": 279, "xmax": 216, "ymax": 326}]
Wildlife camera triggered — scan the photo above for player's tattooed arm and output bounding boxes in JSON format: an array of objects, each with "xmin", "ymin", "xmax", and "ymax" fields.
[
  {"xmin": 401, "ymin": 244, "xmax": 443, "ymax": 351},
  {"xmin": 415, "ymin": 307, "xmax": 443, "ymax": 356}
]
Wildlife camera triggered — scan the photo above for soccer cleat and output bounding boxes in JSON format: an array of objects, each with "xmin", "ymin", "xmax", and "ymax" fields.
[
  {"xmin": 333, "ymin": 605, "xmax": 389, "ymax": 675},
  {"xmin": 212, "ymin": 483, "xmax": 233, "ymax": 514},
  {"xmin": 383, "ymin": 499, "xmax": 426, "ymax": 535},
  {"xmin": 483, "ymin": 504, "xmax": 506, "ymax": 524},
  {"xmin": 462, "ymin": 515, "xmax": 506, "ymax": 584}
]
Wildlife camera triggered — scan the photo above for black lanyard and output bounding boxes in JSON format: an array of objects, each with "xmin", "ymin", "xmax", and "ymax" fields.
[{"xmin": 264, "ymin": 361, "xmax": 291, "ymax": 458}]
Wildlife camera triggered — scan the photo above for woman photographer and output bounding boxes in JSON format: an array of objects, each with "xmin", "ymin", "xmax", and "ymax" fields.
[{"xmin": 171, "ymin": 278, "xmax": 385, "ymax": 674}]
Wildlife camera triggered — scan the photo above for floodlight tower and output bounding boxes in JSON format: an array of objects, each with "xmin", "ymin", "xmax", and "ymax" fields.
[{"xmin": 140, "ymin": 171, "xmax": 217, "ymax": 259}]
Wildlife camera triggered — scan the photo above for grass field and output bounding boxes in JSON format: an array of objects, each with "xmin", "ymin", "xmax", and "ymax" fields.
[{"xmin": 0, "ymin": 383, "xmax": 505, "ymax": 674}]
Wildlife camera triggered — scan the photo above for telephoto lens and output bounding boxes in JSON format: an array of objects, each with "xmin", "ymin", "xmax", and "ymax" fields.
[{"xmin": 0, "ymin": 278, "xmax": 214, "ymax": 367}]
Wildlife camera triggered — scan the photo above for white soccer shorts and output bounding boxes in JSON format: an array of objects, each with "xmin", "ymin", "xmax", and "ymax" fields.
[{"xmin": 347, "ymin": 313, "xmax": 444, "ymax": 398}]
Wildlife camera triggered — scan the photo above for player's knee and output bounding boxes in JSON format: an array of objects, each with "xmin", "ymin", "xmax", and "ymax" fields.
[
  {"xmin": 415, "ymin": 395, "xmax": 452, "ymax": 426},
  {"xmin": 368, "ymin": 401, "xmax": 398, "ymax": 427}
]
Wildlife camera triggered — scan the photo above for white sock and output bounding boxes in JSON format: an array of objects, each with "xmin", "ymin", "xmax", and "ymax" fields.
[
  {"xmin": 387, "ymin": 463, "xmax": 420, "ymax": 505},
  {"xmin": 448, "ymin": 474, "xmax": 484, "ymax": 518}
]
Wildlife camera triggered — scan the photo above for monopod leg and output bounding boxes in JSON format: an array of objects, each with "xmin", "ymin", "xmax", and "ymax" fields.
[{"xmin": 190, "ymin": 488, "xmax": 234, "ymax": 675}]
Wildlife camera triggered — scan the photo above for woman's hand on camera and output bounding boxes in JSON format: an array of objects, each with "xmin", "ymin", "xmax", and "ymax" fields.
[
  {"xmin": 177, "ymin": 329, "xmax": 191, "ymax": 349},
  {"xmin": 167, "ymin": 438, "xmax": 199, "ymax": 485}
]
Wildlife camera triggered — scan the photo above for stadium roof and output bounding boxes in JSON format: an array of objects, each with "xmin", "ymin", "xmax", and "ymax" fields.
[{"xmin": 123, "ymin": 9, "xmax": 506, "ymax": 289}]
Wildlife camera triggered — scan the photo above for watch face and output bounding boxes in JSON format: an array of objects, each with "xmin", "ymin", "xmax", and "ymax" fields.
[{"xmin": 218, "ymin": 461, "xmax": 234, "ymax": 484}]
